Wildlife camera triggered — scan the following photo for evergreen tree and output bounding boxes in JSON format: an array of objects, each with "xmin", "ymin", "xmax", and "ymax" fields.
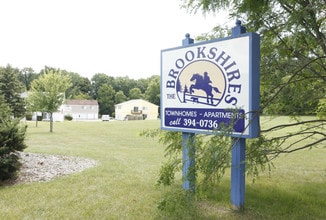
[
  {"xmin": 0, "ymin": 65, "xmax": 26, "ymax": 118},
  {"xmin": 0, "ymin": 94, "xmax": 27, "ymax": 181}
]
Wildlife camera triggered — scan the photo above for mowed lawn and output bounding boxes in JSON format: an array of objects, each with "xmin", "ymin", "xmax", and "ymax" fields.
[{"xmin": 0, "ymin": 117, "xmax": 325, "ymax": 219}]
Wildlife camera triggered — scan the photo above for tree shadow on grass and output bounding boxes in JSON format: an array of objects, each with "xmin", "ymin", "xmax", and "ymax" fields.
[
  {"xmin": 245, "ymin": 181, "xmax": 326, "ymax": 219},
  {"xmin": 194, "ymin": 180, "xmax": 326, "ymax": 219}
]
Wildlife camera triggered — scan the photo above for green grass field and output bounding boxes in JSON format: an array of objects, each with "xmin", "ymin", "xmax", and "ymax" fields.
[{"xmin": 0, "ymin": 117, "xmax": 325, "ymax": 219}]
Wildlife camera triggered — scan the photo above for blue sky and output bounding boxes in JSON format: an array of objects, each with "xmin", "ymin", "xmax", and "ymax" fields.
[{"xmin": 0, "ymin": 0, "xmax": 230, "ymax": 79}]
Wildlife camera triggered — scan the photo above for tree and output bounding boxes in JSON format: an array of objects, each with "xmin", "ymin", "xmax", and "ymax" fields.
[
  {"xmin": 112, "ymin": 76, "xmax": 133, "ymax": 97},
  {"xmin": 0, "ymin": 94, "xmax": 27, "ymax": 181},
  {"xmin": 91, "ymin": 73, "xmax": 114, "ymax": 100},
  {"xmin": 0, "ymin": 64, "xmax": 26, "ymax": 118},
  {"xmin": 185, "ymin": 0, "xmax": 325, "ymax": 114},
  {"xmin": 135, "ymin": 77, "xmax": 150, "ymax": 94},
  {"xmin": 64, "ymin": 71, "xmax": 92, "ymax": 99},
  {"xmin": 144, "ymin": 75, "xmax": 160, "ymax": 106},
  {"xmin": 115, "ymin": 90, "xmax": 127, "ymax": 104},
  {"xmin": 129, "ymin": 87, "xmax": 144, "ymax": 100},
  {"xmin": 317, "ymin": 97, "xmax": 326, "ymax": 119},
  {"xmin": 0, "ymin": 94, "xmax": 12, "ymax": 123},
  {"xmin": 184, "ymin": 0, "xmax": 326, "ymax": 152},
  {"xmin": 142, "ymin": 0, "xmax": 326, "ymax": 196},
  {"xmin": 97, "ymin": 84, "xmax": 116, "ymax": 116},
  {"xmin": 28, "ymin": 69, "xmax": 71, "ymax": 132},
  {"xmin": 18, "ymin": 67, "xmax": 39, "ymax": 91}
]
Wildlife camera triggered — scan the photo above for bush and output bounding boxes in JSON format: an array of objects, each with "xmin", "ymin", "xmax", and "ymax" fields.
[
  {"xmin": 64, "ymin": 115, "xmax": 73, "ymax": 121},
  {"xmin": 0, "ymin": 120, "xmax": 27, "ymax": 181},
  {"xmin": 0, "ymin": 153, "xmax": 21, "ymax": 181},
  {"xmin": 0, "ymin": 97, "xmax": 27, "ymax": 182},
  {"xmin": 37, "ymin": 115, "xmax": 43, "ymax": 121},
  {"xmin": 25, "ymin": 112, "xmax": 33, "ymax": 121}
]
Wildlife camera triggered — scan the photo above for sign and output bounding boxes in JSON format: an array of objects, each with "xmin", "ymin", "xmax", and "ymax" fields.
[{"xmin": 161, "ymin": 33, "xmax": 260, "ymax": 138}]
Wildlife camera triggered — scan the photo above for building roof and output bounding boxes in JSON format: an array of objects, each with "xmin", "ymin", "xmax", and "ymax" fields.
[
  {"xmin": 115, "ymin": 99, "xmax": 158, "ymax": 107},
  {"xmin": 65, "ymin": 99, "xmax": 98, "ymax": 106}
]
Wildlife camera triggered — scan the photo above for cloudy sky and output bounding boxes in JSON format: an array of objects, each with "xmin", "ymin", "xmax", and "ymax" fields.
[{"xmin": 0, "ymin": 0, "xmax": 231, "ymax": 79}]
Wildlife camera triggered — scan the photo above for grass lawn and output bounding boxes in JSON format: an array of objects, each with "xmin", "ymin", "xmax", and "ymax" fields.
[{"xmin": 0, "ymin": 117, "xmax": 325, "ymax": 219}]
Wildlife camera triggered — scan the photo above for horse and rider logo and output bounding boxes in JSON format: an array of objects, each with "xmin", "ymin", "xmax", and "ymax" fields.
[{"xmin": 176, "ymin": 60, "xmax": 226, "ymax": 106}]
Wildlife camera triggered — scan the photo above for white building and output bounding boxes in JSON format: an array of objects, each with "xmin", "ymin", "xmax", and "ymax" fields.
[
  {"xmin": 40, "ymin": 99, "xmax": 99, "ymax": 121},
  {"xmin": 62, "ymin": 99, "xmax": 99, "ymax": 121}
]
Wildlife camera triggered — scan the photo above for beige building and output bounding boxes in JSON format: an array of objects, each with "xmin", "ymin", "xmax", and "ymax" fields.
[{"xmin": 115, "ymin": 99, "xmax": 159, "ymax": 120}]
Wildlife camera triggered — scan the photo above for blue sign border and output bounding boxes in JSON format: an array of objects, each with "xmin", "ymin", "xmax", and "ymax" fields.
[{"xmin": 160, "ymin": 32, "xmax": 260, "ymax": 138}]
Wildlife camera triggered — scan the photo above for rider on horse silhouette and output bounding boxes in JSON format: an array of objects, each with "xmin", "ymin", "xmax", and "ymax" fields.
[
  {"xmin": 203, "ymin": 72, "xmax": 212, "ymax": 85},
  {"xmin": 189, "ymin": 72, "xmax": 220, "ymax": 105}
]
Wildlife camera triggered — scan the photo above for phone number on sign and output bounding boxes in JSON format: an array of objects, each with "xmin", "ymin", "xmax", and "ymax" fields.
[
  {"xmin": 170, "ymin": 118, "xmax": 219, "ymax": 129},
  {"xmin": 164, "ymin": 108, "xmax": 245, "ymax": 132}
]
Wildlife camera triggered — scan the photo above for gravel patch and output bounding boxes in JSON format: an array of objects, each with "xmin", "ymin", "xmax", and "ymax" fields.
[{"xmin": 11, "ymin": 152, "xmax": 98, "ymax": 184}]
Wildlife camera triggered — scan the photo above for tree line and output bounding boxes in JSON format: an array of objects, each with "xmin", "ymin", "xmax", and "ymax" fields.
[
  {"xmin": 2, "ymin": 59, "xmax": 325, "ymax": 120},
  {"xmin": 1, "ymin": 64, "xmax": 160, "ymax": 118}
]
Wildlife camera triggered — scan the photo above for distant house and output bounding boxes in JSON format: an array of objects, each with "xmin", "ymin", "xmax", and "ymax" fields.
[
  {"xmin": 63, "ymin": 99, "xmax": 99, "ymax": 121},
  {"xmin": 23, "ymin": 91, "xmax": 99, "ymax": 121},
  {"xmin": 41, "ymin": 99, "xmax": 99, "ymax": 121},
  {"xmin": 115, "ymin": 99, "xmax": 158, "ymax": 120}
]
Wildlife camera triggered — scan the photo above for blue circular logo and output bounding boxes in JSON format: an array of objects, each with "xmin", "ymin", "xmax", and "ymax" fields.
[{"xmin": 176, "ymin": 60, "xmax": 226, "ymax": 106}]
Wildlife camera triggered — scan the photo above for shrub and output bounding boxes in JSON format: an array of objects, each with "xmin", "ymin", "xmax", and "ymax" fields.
[
  {"xmin": 0, "ymin": 120, "xmax": 27, "ymax": 181},
  {"xmin": 25, "ymin": 112, "xmax": 33, "ymax": 121},
  {"xmin": 0, "ymin": 153, "xmax": 21, "ymax": 181},
  {"xmin": 37, "ymin": 115, "xmax": 43, "ymax": 121},
  {"xmin": 64, "ymin": 115, "xmax": 73, "ymax": 121},
  {"xmin": 0, "ymin": 96, "xmax": 27, "ymax": 182}
]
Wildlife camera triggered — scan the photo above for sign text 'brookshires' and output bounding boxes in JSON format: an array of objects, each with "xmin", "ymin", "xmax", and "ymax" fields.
[{"xmin": 165, "ymin": 46, "xmax": 242, "ymax": 105}]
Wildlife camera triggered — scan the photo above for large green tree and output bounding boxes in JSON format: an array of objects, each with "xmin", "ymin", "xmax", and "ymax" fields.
[
  {"xmin": 115, "ymin": 90, "xmax": 127, "ymax": 104},
  {"xmin": 91, "ymin": 73, "xmax": 114, "ymax": 100},
  {"xmin": 145, "ymin": 75, "xmax": 160, "ymax": 106},
  {"xmin": 18, "ymin": 67, "xmax": 39, "ymax": 91},
  {"xmin": 185, "ymin": 0, "xmax": 325, "ymax": 115},
  {"xmin": 112, "ymin": 76, "xmax": 134, "ymax": 98},
  {"xmin": 129, "ymin": 87, "xmax": 144, "ymax": 99},
  {"xmin": 28, "ymin": 69, "xmax": 71, "ymax": 132},
  {"xmin": 0, "ymin": 65, "xmax": 26, "ymax": 118},
  {"xmin": 183, "ymin": 0, "xmax": 326, "ymax": 152},
  {"xmin": 97, "ymin": 84, "xmax": 116, "ymax": 116},
  {"xmin": 64, "ymin": 71, "xmax": 92, "ymax": 99},
  {"xmin": 143, "ymin": 0, "xmax": 326, "ymax": 197}
]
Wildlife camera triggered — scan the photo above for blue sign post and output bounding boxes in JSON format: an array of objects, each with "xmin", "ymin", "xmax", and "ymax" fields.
[
  {"xmin": 181, "ymin": 34, "xmax": 196, "ymax": 193},
  {"xmin": 160, "ymin": 20, "xmax": 260, "ymax": 210},
  {"xmin": 231, "ymin": 20, "xmax": 248, "ymax": 210}
]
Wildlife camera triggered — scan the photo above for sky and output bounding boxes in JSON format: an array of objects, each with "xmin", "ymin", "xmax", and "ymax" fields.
[{"xmin": 0, "ymin": 0, "xmax": 231, "ymax": 79}]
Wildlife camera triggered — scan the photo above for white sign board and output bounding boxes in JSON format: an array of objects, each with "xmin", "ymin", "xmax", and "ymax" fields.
[{"xmin": 161, "ymin": 33, "xmax": 260, "ymax": 138}]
